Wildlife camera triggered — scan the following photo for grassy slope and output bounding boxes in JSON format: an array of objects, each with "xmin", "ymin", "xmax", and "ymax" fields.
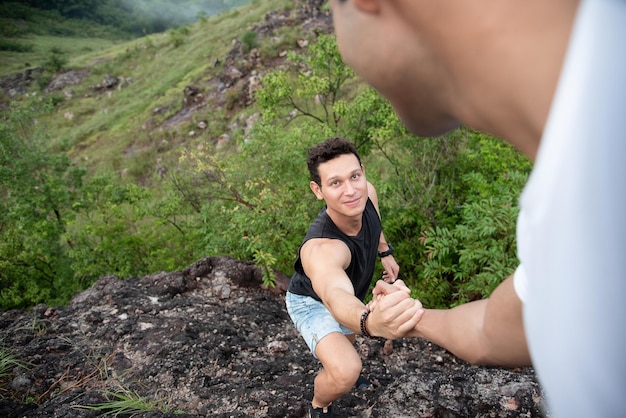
[
  {"xmin": 4, "ymin": 0, "xmax": 294, "ymax": 182},
  {"xmin": 0, "ymin": 3, "xmax": 131, "ymax": 75},
  {"xmin": 0, "ymin": 35, "xmax": 119, "ymax": 74}
]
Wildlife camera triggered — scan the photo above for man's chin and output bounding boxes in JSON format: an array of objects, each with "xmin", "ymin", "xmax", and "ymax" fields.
[{"xmin": 393, "ymin": 105, "xmax": 461, "ymax": 138}]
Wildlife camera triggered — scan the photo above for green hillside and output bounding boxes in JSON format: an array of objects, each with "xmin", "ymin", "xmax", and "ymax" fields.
[
  {"xmin": 1, "ymin": 0, "xmax": 293, "ymax": 175},
  {"xmin": 0, "ymin": 0, "xmax": 256, "ymax": 76},
  {"xmin": 0, "ymin": 0, "xmax": 531, "ymax": 311}
]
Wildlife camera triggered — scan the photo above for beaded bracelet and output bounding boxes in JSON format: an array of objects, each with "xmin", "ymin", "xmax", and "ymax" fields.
[{"xmin": 360, "ymin": 307, "xmax": 372, "ymax": 338}]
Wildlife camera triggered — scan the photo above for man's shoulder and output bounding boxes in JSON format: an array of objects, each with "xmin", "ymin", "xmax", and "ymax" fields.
[
  {"xmin": 302, "ymin": 237, "xmax": 348, "ymax": 252},
  {"xmin": 300, "ymin": 237, "xmax": 352, "ymax": 271}
]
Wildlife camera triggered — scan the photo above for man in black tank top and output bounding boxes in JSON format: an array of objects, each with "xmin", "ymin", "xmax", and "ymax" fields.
[{"xmin": 285, "ymin": 137, "xmax": 422, "ymax": 418}]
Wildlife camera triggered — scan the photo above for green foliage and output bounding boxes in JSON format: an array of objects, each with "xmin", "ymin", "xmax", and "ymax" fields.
[
  {"xmin": 169, "ymin": 27, "xmax": 189, "ymax": 48},
  {"xmin": 256, "ymin": 34, "xmax": 408, "ymax": 156},
  {"xmin": 178, "ymin": 121, "xmax": 326, "ymax": 287},
  {"xmin": 241, "ymin": 30, "xmax": 259, "ymax": 53},
  {"xmin": 335, "ymin": 86, "xmax": 407, "ymax": 153},
  {"xmin": 0, "ymin": 102, "xmax": 202, "ymax": 309},
  {"xmin": 414, "ymin": 135, "xmax": 531, "ymax": 307},
  {"xmin": 0, "ymin": 39, "xmax": 34, "ymax": 53},
  {"xmin": 43, "ymin": 51, "xmax": 68, "ymax": 72},
  {"xmin": 256, "ymin": 34, "xmax": 356, "ymax": 131},
  {"xmin": 0, "ymin": 2, "xmax": 36, "ymax": 20},
  {"xmin": 5, "ymin": 0, "xmax": 255, "ymax": 38},
  {"xmin": 0, "ymin": 101, "xmax": 85, "ymax": 309},
  {"xmin": 65, "ymin": 174, "xmax": 202, "ymax": 287},
  {"xmin": 65, "ymin": 178, "xmax": 150, "ymax": 283},
  {"xmin": 0, "ymin": 2, "xmax": 130, "ymax": 40}
]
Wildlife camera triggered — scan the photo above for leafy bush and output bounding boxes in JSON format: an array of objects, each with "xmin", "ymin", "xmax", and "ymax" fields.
[
  {"xmin": 65, "ymin": 174, "xmax": 203, "ymax": 288},
  {"xmin": 0, "ymin": 39, "xmax": 34, "ymax": 53},
  {"xmin": 256, "ymin": 34, "xmax": 356, "ymax": 132},
  {"xmin": 43, "ymin": 51, "xmax": 68, "ymax": 73},
  {"xmin": 374, "ymin": 129, "xmax": 467, "ymax": 295},
  {"xmin": 241, "ymin": 30, "xmax": 259, "ymax": 53},
  {"xmin": 169, "ymin": 27, "xmax": 189, "ymax": 48},
  {"xmin": 0, "ymin": 102, "xmax": 202, "ymax": 309},
  {"xmin": 0, "ymin": 101, "xmax": 85, "ymax": 309},
  {"xmin": 177, "ymin": 120, "xmax": 327, "ymax": 287},
  {"xmin": 414, "ymin": 135, "xmax": 531, "ymax": 307}
]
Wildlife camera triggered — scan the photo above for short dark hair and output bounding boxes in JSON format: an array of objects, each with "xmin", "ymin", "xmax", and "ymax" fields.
[{"xmin": 307, "ymin": 137, "xmax": 361, "ymax": 186}]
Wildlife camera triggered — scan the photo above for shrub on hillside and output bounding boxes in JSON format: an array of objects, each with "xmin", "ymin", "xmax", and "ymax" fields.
[
  {"xmin": 0, "ymin": 39, "xmax": 34, "ymax": 53},
  {"xmin": 241, "ymin": 30, "xmax": 259, "ymax": 53}
]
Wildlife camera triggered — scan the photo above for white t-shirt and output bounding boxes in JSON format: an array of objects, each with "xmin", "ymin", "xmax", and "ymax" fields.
[{"xmin": 514, "ymin": 0, "xmax": 626, "ymax": 416}]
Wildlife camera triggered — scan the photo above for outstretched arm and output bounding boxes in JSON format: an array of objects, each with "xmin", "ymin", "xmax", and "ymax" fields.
[
  {"xmin": 374, "ymin": 275, "xmax": 530, "ymax": 367},
  {"xmin": 302, "ymin": 238, "xmax": 365, "ymax": 334},
  {"xmin": 302, "ymin": 238, "xmax": 422, "ymax": 337}
]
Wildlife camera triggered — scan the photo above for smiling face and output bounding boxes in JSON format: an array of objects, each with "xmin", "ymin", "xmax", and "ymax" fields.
[{"xmin": 310, "ymin": 153, "xmax": 368, "ymax": 226}]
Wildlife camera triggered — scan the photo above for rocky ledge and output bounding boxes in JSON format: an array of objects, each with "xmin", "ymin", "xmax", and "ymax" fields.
[{"xmin": 0, "ymin": 256, "xmax": 547, "ymax": 417}]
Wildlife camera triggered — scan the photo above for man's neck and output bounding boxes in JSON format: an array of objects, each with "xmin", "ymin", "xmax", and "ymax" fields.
[{"xmin": 327, "ymin": 209, "xmax": 363, "ymax": 237}]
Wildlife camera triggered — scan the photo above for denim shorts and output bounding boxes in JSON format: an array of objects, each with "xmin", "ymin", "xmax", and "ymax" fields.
[{"xmin": 285, "ymin": 291, "xmax": 353, "ymax": 358}]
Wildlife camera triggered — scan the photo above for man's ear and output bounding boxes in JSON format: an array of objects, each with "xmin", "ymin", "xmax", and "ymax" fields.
[
  {"xmin": 352, "ymin": 0, "xmax": 380, "ymax": 14},
  {"xmin": 310, "ymin": 181, "xmax": 324, "ymax": 200}
]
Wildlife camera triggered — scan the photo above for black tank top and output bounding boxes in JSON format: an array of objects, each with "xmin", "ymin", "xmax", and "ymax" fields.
[{"xmin": 287, "ymin": 198, "xmax": 382, "ymax": 302}]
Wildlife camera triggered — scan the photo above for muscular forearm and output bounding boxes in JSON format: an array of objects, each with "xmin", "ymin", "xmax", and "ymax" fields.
[
  {"xmin": 409, "ymin": 301, "xmax": 495, "ymax": 364},
  {"xmin": 323, "ymin": 289, "xmax": 367, "ymax": 335},
  {"xmin": 408, "ymin": 277, "xmax": 531, "ymax": 367}
]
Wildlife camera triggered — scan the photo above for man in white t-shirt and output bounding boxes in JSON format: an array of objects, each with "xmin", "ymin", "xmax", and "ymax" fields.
[{"xmin": 329, "ymin": 0, "xmax": 626, "ymax": 416}]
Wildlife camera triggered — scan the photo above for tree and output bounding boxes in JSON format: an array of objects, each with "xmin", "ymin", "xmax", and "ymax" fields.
[
  {"xmin": 256, "ymin": 35, "xmax": 355, "ymax": 132},
  {"xmin": 0, "ymin": 101, "xmax": 85, "ymax": 309},
  {"xmin": 256, "ymin": 34, "xmax": 407, "ymax": 155}
]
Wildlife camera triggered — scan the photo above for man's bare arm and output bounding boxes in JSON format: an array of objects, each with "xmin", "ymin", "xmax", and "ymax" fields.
[
  {"xmin": 301, "ymin": 238, "xmax": 366, "ymax": 333},
  {"xmin": 302, "ymin": 238, "xmax": 423, "ymax": 337},
  {"xmin": 375, "ymin": 275, "xmax": 530, "ymax": 366}
]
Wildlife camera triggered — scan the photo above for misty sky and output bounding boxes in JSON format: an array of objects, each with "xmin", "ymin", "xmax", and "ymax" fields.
[{"xmin": 120, "ymin": 0, "xmax": 254, "ymax": 25}]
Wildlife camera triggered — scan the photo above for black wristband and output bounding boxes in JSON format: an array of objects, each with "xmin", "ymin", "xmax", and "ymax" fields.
[
  {"xmin": 378, "ymin": 243, "xmax": 394, "ymax": 258},
  {"xmin": 360, "ymin": 307, "xmax": 372, "ymax": 338}
]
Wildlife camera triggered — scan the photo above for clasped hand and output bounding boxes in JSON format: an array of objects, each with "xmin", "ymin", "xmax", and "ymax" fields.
[{"xmin": 366, "ymin": 280, "xmax": 424, "ymax": 340}]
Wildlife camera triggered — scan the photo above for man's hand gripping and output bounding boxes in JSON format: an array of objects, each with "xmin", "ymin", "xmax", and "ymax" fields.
[{"xmin": 365, "ymin": 280, "xmax": 424, "ymax": 340}]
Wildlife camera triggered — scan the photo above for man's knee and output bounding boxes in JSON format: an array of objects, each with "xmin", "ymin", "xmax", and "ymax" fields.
[
  {"xmin": 316, "ymin": 333, "xmax": 362, "ymax": 389},
  {"xmin": 328, "ymin": 356, "xmax": 362, "ymax": 390}
]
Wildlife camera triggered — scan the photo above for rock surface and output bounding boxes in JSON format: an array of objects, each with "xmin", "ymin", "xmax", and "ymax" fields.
[{"xmin": 0, "ymin": 257, "xmax": 548, "ymax": 417}]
